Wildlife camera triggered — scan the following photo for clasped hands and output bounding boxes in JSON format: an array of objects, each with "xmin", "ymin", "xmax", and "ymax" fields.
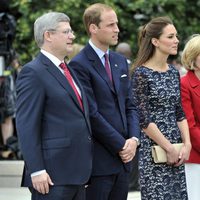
[{"xmin": 119, "ymin": 138, "xmax": 137, "ymax": 163}]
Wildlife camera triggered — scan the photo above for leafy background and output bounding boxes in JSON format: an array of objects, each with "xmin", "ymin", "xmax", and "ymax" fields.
[{"xmin": 7, "ymin": 0, "xmax": 200, "ymax": 64}]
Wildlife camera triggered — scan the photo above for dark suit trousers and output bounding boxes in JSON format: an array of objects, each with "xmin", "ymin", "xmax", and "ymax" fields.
[
  {"xmin": 86, "ymin": 167, "xmax": 129, "ymax": 200},
  {"xmin": 31, "ymin": 185, "xmax": 85, "ymax": 200},
  {"xmin": 129, "ymin": 150, "xmax": 140, "ymax": 191}
]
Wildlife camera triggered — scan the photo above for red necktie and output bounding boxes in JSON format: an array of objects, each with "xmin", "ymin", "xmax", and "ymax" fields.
[
  {"xmin": 104, "ymin": 53, "xmax": 113, "ymax": 83},
  {"xmin": 59, "ymin": 62, "xmax": 83, "ymax": 111}
]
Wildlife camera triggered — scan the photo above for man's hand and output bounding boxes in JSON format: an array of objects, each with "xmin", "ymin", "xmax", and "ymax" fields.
[
  {"xmin": 31, "ymin": 172, "xmax": 54, "ymax": 194},
  {"xmin": 119, "ymin": 138, "xmax": 137, "ymax": 163}
]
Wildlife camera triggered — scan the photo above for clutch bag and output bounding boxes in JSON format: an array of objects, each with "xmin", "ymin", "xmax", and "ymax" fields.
[{"xmin": 151, "ymin": 143, "xmax": 183, "ymax": 163}]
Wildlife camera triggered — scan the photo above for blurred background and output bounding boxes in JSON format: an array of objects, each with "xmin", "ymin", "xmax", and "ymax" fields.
[{"xmin": 2, "ymin": 0, "xmax": 200, "ymax": 64}]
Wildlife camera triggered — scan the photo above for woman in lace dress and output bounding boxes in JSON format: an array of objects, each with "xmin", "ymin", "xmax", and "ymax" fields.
[{"xmin": 130, "ymin": 16, "xmax": 191, "ymax": 200}]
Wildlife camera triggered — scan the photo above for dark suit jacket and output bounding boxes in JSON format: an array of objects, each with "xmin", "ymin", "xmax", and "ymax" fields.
[
  {"xmin": 181, "ymin": 70, "xmax": 200, "ymax": 163},
  {"xmin": 16, "ymin": 52, "xmax": 93, "ymax": 187},
  {"xmin": 69, "ymin": 43, "xmax": 140, "ymax": 176}
]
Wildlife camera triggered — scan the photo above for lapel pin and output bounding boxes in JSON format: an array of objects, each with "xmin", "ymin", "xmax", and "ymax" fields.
[{"xmin": 115, "ymin": 64, "xmax": 118, "ymax": 67}]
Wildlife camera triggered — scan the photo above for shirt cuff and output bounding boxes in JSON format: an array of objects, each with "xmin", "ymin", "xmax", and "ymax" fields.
[
  {"xmin": 131, "ymin": 137, "xmax": 140, "ymax": 146},
  {"xmin": 31, "ymin": 170, "xmax": 46, "ymax": 177}
]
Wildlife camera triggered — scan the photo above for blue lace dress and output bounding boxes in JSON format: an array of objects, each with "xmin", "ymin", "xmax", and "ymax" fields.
[{"xmin": 131, "ymin": 65, "xmax": 188, "ymax": 200}]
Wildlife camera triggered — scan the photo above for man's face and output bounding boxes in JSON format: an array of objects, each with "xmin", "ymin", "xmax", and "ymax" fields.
[
  {"xmin": 49, "ymin": 22, "xmax": 75, "ymax": 59},
  {"xmin": 92, "ymin": 10, "xmax": 119, "ymax": 50}
]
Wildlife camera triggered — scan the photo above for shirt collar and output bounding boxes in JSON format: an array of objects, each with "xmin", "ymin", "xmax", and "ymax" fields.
[
  {"xmin": 89, "ymin": 40, "xmax": 109, "ymax": 60},
  {"xmin": 41, "ymin": 49, "xmax": 62, "ymax": 67}
]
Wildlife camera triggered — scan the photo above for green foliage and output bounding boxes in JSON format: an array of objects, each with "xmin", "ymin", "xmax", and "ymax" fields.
[{"xmin": 9, "ymin": 0, "xmax": 200, "ymax": 64}]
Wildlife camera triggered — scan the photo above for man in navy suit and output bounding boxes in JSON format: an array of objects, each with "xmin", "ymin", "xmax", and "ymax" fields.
[
  {"xmin": 69, "ymin": 3, "xmax": 140, "ymax": 200},
  {"xmin": 16, "ymin": 12, "xmax": 92, "ymax": 200}
]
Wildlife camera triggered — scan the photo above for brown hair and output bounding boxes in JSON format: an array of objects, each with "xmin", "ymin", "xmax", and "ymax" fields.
[
  {"xmin": 83, "ymin": 3, "xmax": 113, "ymax": 36},
  {"xmin": 130, "ymin": 16, "xmax": 173, "ymax": 74}
]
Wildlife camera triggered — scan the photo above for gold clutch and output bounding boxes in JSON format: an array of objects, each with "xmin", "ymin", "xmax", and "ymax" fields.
[{"xmin": 151, "ymin": 143, "xmax": 183, "ymax": 163}]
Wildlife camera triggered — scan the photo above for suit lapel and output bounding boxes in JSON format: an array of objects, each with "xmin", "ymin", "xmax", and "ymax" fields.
[
  {"xmin": 109, "ymin": 53, "xmax": 120, "ymax": 94},
  {"xmin": 85, "ymin": 44, "xmax": 115, "ymax": 93},
  {"xmin": 69, "ymin": 67, "xmax": 92, "ymax": 132},
  {"xmin": 40, "ymin": 54, "xmax": 82, "ymax": 111},
  {"xmin": 188, "ymin": 71, "xmax": 200, "ymax": 97}
]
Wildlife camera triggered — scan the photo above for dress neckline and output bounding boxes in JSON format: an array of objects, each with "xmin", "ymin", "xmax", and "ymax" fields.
[{"xmin": 141, "ymin": 64, "xmax": 171, "ymax": 73}]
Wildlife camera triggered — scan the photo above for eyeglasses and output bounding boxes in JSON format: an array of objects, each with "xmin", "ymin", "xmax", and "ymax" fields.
[{"xmin": 47, "ymin": 28, "xmax": 74, "ymax": 35}]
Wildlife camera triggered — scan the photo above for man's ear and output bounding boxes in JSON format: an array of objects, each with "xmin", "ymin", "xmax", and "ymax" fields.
[
  {"xmin": 151, "ymin": 38, "xmax": 158, "ymax": 47},
  {"xmin": 44, "ymin": 31, "xmax": 52, "ymax": 42},
  {"xmin": 89, "ymin": 24, "xmax": 98, "ymax": 34}
]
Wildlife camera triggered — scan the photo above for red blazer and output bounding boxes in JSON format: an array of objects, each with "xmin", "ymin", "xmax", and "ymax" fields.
[{"xmin": 181, "ymin": 71, "xmax": 200, "ymax": 163}]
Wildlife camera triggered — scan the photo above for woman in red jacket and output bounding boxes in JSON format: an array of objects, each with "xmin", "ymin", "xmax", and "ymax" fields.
[{"xmin": 181, "ymin": 34, "xmax": 200, "ymax": 200}]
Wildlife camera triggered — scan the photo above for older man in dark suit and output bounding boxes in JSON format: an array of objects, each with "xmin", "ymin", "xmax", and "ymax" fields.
[
  {"xmin": 16, "ymin": 12, "xmax": 92, "ymax": 200},
  {"xmin": 69, "ymin": 3, "xmax": 140, "ymax": 200}
]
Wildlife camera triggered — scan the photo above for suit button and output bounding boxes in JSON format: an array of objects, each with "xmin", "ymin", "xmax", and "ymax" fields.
[{"xmin": 88, "ymin": 136, "xmax": 92, "ymax": 140}]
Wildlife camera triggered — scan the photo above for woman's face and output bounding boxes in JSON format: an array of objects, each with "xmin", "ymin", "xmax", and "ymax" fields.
[
  {"xmin": 194, "ymin": 54, "xmax": 200, "ymax": 70},
  {"xmin": 154, "ymin": 24, "xmax": 179, "ymax": 56}
]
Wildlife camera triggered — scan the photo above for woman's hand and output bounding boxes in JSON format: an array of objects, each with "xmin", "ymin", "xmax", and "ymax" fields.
[
  {"xmin": 166, "ymin": 144, "xmax": 180, "ymax": 165},
  {"xmin": 174, "ymin": 143, "xmax": 191, "ymax": 166}
]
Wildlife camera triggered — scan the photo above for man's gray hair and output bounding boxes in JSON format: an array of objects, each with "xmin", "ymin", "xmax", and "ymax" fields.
[{"xmin": 34, "ymin": 12, "xmax": 70, "ymax": 47}]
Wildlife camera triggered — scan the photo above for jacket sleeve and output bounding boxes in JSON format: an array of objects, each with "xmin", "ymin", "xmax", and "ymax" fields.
[
  {"xmin": 181, "ymin": 78, "xmax": 200, "ymax": 152},
  {"xmin": 16, "ymin": 66, "xmax": 45, "ymax": 173},
  {"xmin": 125, "ymin": 69, "xmax": 140, "ymax": 140}
]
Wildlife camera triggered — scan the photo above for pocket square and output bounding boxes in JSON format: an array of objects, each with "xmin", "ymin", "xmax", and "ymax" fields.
[{"xmin": 121, "ymin": 74, "xmax": 127, "ymax": 78}]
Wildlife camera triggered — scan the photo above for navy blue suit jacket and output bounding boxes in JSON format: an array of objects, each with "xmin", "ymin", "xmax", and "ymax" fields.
[
  {"xmin": 69, "ymin": 43, "xmax": 140, "ymax": 176},
  {"xmin": 16, "ymin": 52, "xmax": 92, "ymax": 187}
]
